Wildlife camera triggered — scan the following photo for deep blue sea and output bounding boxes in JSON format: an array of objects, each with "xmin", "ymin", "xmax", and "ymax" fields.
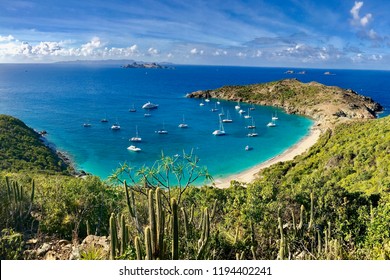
[{"xmin": 0, "ymin": 64, "xmax": 389, "ymax": 183}]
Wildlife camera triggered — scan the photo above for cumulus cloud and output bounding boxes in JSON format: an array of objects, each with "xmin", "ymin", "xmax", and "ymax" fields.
[
  {"xmin": 190, "ymin": 48, "xmax": 204, "ymax": 55},
  {"xmin": 147, "ymin": 47, "xmax": 160, "ymax": 55},
  {"xmin": 0, "ymin": 35, "xmax": 146, "ymax": 62},
  {"xmin": 350, "ymin": 2, "xmax": 372, "ymax": 27}
]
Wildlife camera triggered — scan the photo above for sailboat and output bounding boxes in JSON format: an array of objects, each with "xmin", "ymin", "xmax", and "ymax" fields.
[
  {"xmin": 157, "ymin": 122, "xmax": 168, "ymax": 134},
  {"xmin": 222, "ymin": 110, "xmax": 233, "ymax": 123},
  {"xmin": 129, "ymin": 104, "xmax": 136, "ymax": 112},
  {"xmin": 219, "ymin": 107, "xmax": 225, "ymax": 117},
  {"xmin": 244, "ymin": 109, "xmax": 251, "ymax": 119},
  {"xmin": 217, "ymin": 99, "xmax": 221, "ymax": 105},
  {"xmin": 212, "ymin": 116, "xmax": 226, "ymax": 136},
  {"xmin": 100, "ymin": 113, "xmax": 108, "ymax": 122},
  {"xmin": 111, "ymin": 119, "xmax": 121, "ymax": 130},
  {"xmin": 211, "ymin": 102, "xmax": 219, "ymax": 112},
  {"xmin": 272, "ymin": 112, "xmax": 279, "ymax": 120},
  {"xmin": 249, "ymin": 103, "xmax": 255, "ymax": 111},
  {"xmin": 247, "ymin": 118, "xmax": 256, "ymax": 129},
  {"xmin": 235, "ymin": 101, "xmax": 241, "ymax": 110},
  {"xmin": 247, "ymin": 128, "xmax": 258, "ymax": 137},
  {"xmin": 199, "ymin": 99, "xmax": 205, "ymax": 106},
  {"xmin": 130, "ymin": 125, "xmax": 142, "ymax": 142},
  {"xmin": 178, "ymin": 115, "xmax": 188, "ymax": 128}
]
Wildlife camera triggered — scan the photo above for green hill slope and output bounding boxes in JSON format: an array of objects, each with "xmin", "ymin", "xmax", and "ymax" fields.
[{"xmin": 0, "ymin": 114, "xmax": 68, "ymax": 173}]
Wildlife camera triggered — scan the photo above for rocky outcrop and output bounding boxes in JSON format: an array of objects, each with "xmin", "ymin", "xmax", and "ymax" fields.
[
  {"xmin": 23, "ymin": 235, "xmax": 109, "ymax": 260},
  {"xmin": 186, "ymin": 79, "xmax": 383, "ymax": 129}
]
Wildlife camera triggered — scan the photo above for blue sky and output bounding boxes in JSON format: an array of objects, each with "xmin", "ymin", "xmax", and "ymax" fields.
[{"xmin": 0, "ymin": 0, "xmax": 389, "ymax": 69}]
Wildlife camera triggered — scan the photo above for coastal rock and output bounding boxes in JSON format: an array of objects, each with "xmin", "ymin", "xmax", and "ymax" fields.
[{"xmin": 186, "ymin": 79, "xmax": 383, "ymax": 129}]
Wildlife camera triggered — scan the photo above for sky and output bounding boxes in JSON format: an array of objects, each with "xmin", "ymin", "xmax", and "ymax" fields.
[{"xmin": 0, "ymin": 0, "xmax": 389, "ymax": 69}]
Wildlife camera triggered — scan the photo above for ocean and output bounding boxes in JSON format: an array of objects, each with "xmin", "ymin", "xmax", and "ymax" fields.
[{"xmin": 0, "ymin": 64, "xmax": 389, "ymax": 183}]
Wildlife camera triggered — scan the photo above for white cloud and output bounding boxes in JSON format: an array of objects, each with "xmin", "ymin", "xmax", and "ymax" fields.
[
  {"xmin": 350, "ymin": 1, "xmax": 372, "ymax": 27},
  {"xmin": 350, "ymin": 1, "xmax": 363, "ymax": 21},
  {"xmin": 80, "ymin": 37, "xmax": 102, "ymax": 56},
  {"xmin": 190, "ymin": 48, "xmax": 204, "ymax": 55},
  {"xmin": 0, "ymin": 35, "xmax": 15, "ymax": 42},
  {"xmin": 147, "ymin": 47, "xmax": 160, "ymax": 55}
]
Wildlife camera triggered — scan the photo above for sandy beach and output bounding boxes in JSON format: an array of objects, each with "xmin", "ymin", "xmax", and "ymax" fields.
[{"xmin": 212, "ymin": 126, "xmax": 322, "ymax": 188}]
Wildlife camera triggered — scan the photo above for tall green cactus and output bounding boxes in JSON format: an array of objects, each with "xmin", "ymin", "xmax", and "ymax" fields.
[
  {"xmin": 145, "ymin": 226, "xmax": 152, "ymax": 260},
  {"xmin": 181, "ymin": 207, "xmax": 189, "ymax": 239},
  {"xmin": 120, "ymin": 214, "xmax": 127, "ymax": 255},
  {"xmin": 148, "ymin": 189, "xmax": 157, "ymax": 256},
  {"xmin": 196, "ymin": 207, "xmax": 210, "ymax": 260},
  {"xmin": 135, "ymin": 236, "xmax": 142, "ymax": 260},
  {"xmin": 278, "ymin": 212, "xmax": 285, "ymax": 260},
  {"xmin": 171, "ymin": 198, "xmax": 179, "ymax": 260},
  {"xmin": 308, "ymin": 192, "xmax": 314, "ymax": 230},
  {"xmin": 155, "ymin": 187, "xmax": 165, "ymax": 259},
  {"xmin": 109, "ymin": 213, "xmax": 118, "ymax": 260}
]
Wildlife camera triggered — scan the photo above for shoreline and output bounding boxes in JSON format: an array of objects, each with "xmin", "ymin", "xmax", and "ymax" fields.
[{"xmin": 212, "ymin": 125, "xmax": 322, "ymax": 189}]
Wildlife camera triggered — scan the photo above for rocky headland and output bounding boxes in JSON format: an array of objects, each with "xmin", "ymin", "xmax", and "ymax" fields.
[{"xmin": 186, "ymin": 79, "xmax": 383, "ymax": 130}]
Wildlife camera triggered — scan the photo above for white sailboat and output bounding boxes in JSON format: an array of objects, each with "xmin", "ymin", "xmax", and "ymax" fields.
[
  {"xmin": 157, "ymin": 122, "xmax": 168, "ymax": 134},
  {"xmin": 111, "ymin": 119, "xmax": 121, "ymax": 130},
  {"xmin": 211, "ymin": 102, "xmax": 219, "ymax": 112},
  {"xmin": 199, "ymin": 99, "xmax": 205, "ymax": 106},
  {"xmin": 129, "ymin": 104, "xmax": 136, "ymax": 112},
  {"xmin": 244, "ymin": 109, "xmax": 251, "ymax": 119},
  {"xmin": 130, "ymin": 125, "xmax": 142, "ymax": 142},
  {"xmin": 272, "ymin": 112, "xmax": 279, "ymax": 120},
  {"xmin": 247, "ymin": 118, "xmax": 256, "ymax": 129},
  {"xmin": 178, "ymin": 115, "xmax": 188, "ymax": 128},
  {"xmin": 212, "ymin": 116, "xmax": 226, "ymax": 136},
  {"xmin": 235, "ymin": 101, "xmax": 241, "ymax": 110},
  {"xmin": 247, "ymin": 128, "xmax": 258, "ymax": 137},
  {"xmin": 219, "ymin": 107, "xmax": 225, "ymax": 117},
  {"xmin": 222, "ymin": 110, "xmax": 233, "ymax": 123}
]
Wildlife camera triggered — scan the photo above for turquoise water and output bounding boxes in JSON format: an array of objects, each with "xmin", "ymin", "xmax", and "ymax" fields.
[{"xmin": 0, "ymin": 64, "xmax": 388, "ymax": 183}]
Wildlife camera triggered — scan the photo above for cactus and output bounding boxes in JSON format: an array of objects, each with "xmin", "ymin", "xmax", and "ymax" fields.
[
  {"xmin": 145, "ymin": 226, "xmax": 152, "ymax": 260},
  {"xmin": 278, "ymin": 212, "xmax": 285, "ymax": 260},
  {"xmin": 120, "ymin": 214, "xmax": 127, "ymax": 255},
  {"xmin": 135, "ymin": 236, "xmax": 142, "ymax": 260},
  {"xmin": 155, "ymin": 188, "xmax": 165, "ymax": 259},
  {"xmin": 86, "ymin": 220, "xmax": 91, "ymax": 236},
  {"xmin": 308, "ymin": 192, "xmax": 314, "ymax": 230},
  {"xmin": 298, "ymin": 205, "xmax": 304, "ymax": 230},
  {"xmin": 189, "ymin": 204, "xmax": 195, "ymax": 224},
  {"xmin": 317, "ymin": 230, "xmax": 322, "ymax": 256},
  {"xmin": 181, "ymin": 207, "xmax": 189, "ymax": 239},
  {"xmin": 171, "ymin": 198, "xmax": 179, "ymax": 260},
  {"xmin": 210, "ymin": 199, "xmax": 217, "ymax": 220},
  {"xmin": 148, "ymin": 189, "xmax": 157, "ymax": 256},
  {"xmin": 251, "ymin": 245, "xmax": 257, "ymax": 260},
  {"xmin": 196, "ymin": 207, "xmax": 210, "ymax": 260},
  {"xmin": 5, "ymin": 176, "xmax": 11, "ymax": 201},
  {"xmin": 109, "ymin": 213, "xmax": 117, "ymax": 260}
]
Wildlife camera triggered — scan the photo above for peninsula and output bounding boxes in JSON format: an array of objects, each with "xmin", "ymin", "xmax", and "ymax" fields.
[{"xmin": 187, "ymin": 79, "xmax": 383, "ymax": 187}]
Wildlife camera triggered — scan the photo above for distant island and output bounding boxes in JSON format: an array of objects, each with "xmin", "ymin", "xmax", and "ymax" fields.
[{"xmin": 121, "ymin": 61, "xmax": 172, "ymax": 69}]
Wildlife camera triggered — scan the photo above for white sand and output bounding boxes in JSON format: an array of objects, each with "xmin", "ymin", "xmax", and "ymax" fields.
[{"xmin": 212, "ymin": 127, "xmax": 322, "ymax": 188}]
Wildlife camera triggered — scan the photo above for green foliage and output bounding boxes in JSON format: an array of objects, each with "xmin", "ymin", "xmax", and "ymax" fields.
[
  {"xmin": 0, "ymin": 114, "xmax": 68, "ymax": 173},
  {"xmin": 0, "ymin": 228, "xmax": 24, "ymax": 260}
]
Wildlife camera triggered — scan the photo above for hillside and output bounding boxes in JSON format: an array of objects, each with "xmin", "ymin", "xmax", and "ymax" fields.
[
  {"xmin": 186, "ymin": 79, "xmax": 383, "ymax": 129},
  {"xmin": 252, "ymin": 116, "xmax": 390, "ymax": 195},
  {"xmin": 0, "ymin": 114, "xmax": 68, "ymax": 173}
]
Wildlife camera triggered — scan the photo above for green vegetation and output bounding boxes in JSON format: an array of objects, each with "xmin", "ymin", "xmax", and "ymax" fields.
[
  {"xmin": 0, "ymin": 113, "xmax": 389, "ymax": 259},
  {"xmin": 0, "ymin": 115, "xmax": 68, "ymax": 173}
]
